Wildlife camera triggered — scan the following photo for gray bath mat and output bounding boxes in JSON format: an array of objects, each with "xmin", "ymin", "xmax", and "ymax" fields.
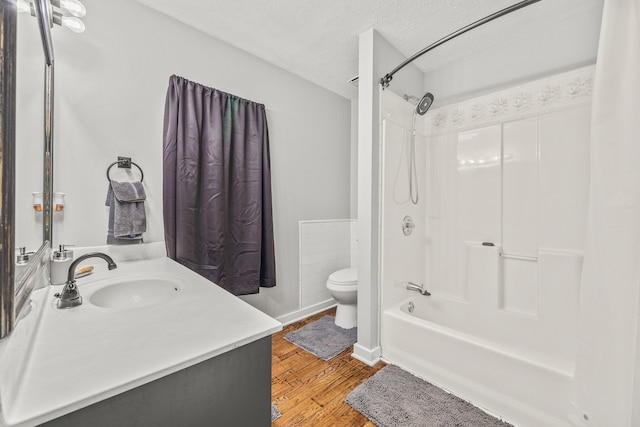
[
  {"xmin": 346, "ymin": 365, "xmax": 512, "ymax": 427},
  {"xmin": 284, "ymin": 315, "xmax": 357, "ymax": 360},
  {"xmin": 271, "ymin": 404, "xmax": 281, "ymax": 422}
]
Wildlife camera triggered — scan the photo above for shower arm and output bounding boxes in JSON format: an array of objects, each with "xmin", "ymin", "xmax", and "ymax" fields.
[{"xmin": 380, "ymin": 0, "xmax": 542, "ymax": 89}]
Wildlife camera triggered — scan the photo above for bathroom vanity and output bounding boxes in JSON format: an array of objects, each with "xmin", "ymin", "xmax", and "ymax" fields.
[{"xmin": 0, "ymin": 252, "xmax": 282, "ymax": 427}]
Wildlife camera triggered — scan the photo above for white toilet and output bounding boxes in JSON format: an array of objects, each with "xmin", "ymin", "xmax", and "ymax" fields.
[{"xmin": 326, "ymin": 268, "xmax": 358, "ymax": 329}]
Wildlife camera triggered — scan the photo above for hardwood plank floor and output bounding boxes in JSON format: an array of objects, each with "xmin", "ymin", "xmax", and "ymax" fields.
[{"xmin": 272, "ymin": 308, "xmax": 386, "ymax": 426}]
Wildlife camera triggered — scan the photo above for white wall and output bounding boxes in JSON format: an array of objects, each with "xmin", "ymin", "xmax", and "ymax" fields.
[
  {"xmin": 350, "ymin": 99, "xmax": 358, "ymax": 218},
  {"xmin": 15, "ymin": 0, "xmax": 352, "ymax": 320},
  {"xmin": 423, "ymin": 0, "xmax": 604, "ymax": 106}
]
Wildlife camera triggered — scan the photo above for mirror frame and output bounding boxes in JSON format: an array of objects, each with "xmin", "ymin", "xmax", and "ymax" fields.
[{"xmin": 0, "ymin": 0, "xmax": 18, "ymax": 339}]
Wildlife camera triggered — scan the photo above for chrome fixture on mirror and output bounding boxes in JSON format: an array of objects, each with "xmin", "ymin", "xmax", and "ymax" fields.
[
  {"xmin": 54, "ymin": 253, "xmax": 117, "ymax": 309},
  {"xmin": 17, "ymin": 0, "xmax": 86, "ymax": 33}
]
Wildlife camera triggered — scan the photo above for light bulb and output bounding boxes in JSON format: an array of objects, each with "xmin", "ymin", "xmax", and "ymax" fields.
[
  {"xmin": 61, "ymin": 15, "xmax": 85, "ymax": 33},
  {"xmin": 53, "ymin": 192, "xmax": 65, "ymax": 211},
  {"xmin": 16, "ymin": 0, "xmax": 31, "ymax": 13},
  {"xmin": 59, "ymin": 0, "xmax": 85, "ymax": 17},
  {"xmin": 32, "ymin": 192, "xmax": 43, "ymax": 212}
]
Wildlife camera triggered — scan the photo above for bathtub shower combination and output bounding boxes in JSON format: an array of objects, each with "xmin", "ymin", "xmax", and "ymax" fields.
[{"xmin": 379, "ymin": 66, "xmax": 593, "ymax": 427}]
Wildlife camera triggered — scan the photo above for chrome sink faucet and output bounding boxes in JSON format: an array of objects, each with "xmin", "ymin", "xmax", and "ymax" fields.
[
  {"xmin": 55, "ymin": 252, "xmax": 117, "ymax": 309},
  {"xmin": 406, "ymin": 281, "xmax": 431, "ymax": 296}
]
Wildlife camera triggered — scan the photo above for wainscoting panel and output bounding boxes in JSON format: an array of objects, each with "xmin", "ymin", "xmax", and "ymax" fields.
[{"xmin": 299, "ymin": 220, "xmax": 356, "ymax": 310}]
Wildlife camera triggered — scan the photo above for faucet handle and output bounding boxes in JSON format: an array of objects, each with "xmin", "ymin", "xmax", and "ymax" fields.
[{"xmin": 55, "ymin": 280, "xmax": 83, "ymax": 309}]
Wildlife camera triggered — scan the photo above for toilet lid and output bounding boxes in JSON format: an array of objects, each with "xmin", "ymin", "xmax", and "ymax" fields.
[{"xmin": 328, "ymin": 268, "xmax": 357, "ymax": 285}]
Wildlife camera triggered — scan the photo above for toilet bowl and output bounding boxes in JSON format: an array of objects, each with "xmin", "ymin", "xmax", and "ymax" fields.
[{"xmin": 326, "ymin": 268, "xmax": 357, "ymax": 329}]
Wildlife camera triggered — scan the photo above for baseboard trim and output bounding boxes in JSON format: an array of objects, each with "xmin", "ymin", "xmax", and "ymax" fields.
[
  {"xmin": 276, "ymin": 300, "xmax": 337, "ymax": 326},
  {"xmin": 352, "ymin": 343, "xmax": 382, "ymax": 366}
]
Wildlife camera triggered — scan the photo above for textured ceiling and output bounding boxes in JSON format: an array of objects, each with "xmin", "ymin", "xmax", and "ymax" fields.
[{"xmin": 134, "ymin": 0, "xmax": 592, "ymax": 99}]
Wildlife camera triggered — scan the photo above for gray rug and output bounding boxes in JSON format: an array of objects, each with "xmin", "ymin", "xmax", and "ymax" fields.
[
  {"xmin": 346, "ymin": 365, "xmax": 513, "ymax": 427},
  {"xmin": 271, "ymin": 404, "xmax": 281, "ymax": 422},
  {"xmin": 284, "ymin": 315, "xmax": 357, "ymax": 360}
]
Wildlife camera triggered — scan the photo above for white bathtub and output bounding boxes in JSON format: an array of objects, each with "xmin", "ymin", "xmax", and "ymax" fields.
[{"xmin": 381, "ymin": 298, "xmax": 575, "ymax": 427}]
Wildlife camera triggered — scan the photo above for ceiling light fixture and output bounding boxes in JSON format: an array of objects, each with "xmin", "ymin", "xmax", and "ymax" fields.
[
  {"xmin": 52, "ymin": 11, "xmax": 85, "ymax": 33},
  {"xmin": 51, "ymin": 0, "xmax": 86, "ymax": 18},
  {"xmin": 17, "ymin": 0, "xmax": 86, "ymax": 33}
]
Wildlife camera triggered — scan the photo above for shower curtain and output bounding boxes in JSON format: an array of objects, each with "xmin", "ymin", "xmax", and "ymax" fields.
[
  {"xmin": 570, "ymin": 0, "xmax": 640, "ymax": 425},
  {"xmin": 163, "ymin": 75, "xmax": 276, "ymax": 296}
]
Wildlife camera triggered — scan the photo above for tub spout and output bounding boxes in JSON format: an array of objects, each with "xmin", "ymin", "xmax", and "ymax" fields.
[{"xmin": 407, "ymin": 281, "xmax": 431, "ymax": 296}]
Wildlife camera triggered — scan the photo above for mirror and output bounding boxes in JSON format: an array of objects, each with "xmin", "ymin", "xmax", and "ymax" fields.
[
  {"xmin": 16, "ymin": 2, "xmax": 46, "ymax": 276},
  {"xmin": 0, "ymin": 0, "xmax": 52, "ymax": 338}
]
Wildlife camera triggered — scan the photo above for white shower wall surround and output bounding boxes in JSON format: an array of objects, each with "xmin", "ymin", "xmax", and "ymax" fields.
[
  {"xmin": 299, "ymin": 220, "xmax": 357, "ymax": 310},
  {"xmin": 379, "ymin": 65, "xmax": 593, "ymax": 427}
]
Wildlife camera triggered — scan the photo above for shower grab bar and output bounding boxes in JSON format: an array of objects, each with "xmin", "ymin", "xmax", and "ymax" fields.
[{"xmin": 500, "ymin": 253, "xmax": 538, "ymax": 262}]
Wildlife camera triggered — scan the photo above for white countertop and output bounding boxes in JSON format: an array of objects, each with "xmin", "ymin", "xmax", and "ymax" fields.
[{"xmin": 1, "ymin": 257, "xmax": 282, "ymax": 426}]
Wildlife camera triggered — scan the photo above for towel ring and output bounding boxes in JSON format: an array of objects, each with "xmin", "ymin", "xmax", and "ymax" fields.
[{"xmin": 106, "ymin": 157, "xmax": 144, "ymax": 182}]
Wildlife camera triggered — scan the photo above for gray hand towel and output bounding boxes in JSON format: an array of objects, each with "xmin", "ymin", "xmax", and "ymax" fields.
[{"xmin": 106, "ymin": 181, "xmax": 146, "ymax": 244}]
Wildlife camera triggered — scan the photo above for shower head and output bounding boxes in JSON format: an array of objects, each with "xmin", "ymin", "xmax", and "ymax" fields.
[{"xmin": 416, "ymin": 92, "xmax": 435, "ymax": 115}]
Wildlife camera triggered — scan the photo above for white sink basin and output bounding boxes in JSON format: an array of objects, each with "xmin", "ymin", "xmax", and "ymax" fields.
[{"xmin": 89, "ymin": 277, "xmax": 183, "ymax": 309}]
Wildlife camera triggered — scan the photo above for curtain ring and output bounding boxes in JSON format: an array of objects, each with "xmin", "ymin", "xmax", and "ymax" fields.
[{"xmin": 106, "ymin": 160, "xmax": 144, "ymax": 182}]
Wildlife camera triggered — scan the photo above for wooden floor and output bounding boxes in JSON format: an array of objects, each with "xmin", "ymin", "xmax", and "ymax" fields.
[{"xmin": 272, "ymin": 308, "xmax": 386, "ymax": 426}]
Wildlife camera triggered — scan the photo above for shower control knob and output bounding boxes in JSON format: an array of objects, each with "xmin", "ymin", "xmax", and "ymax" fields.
[{"xmin": 402, "ymin": 216, "xmax": 415, "ymax": 236}]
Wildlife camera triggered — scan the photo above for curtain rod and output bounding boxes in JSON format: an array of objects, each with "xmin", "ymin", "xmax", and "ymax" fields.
[{"xmin": 380, "ymin": 0, "xmax": 543, "ymax": 89}]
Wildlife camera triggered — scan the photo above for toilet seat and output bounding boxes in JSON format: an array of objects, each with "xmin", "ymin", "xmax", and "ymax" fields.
[{"xmin": 327, "ymin": 268, "xmax": 357, "ymax": 292}]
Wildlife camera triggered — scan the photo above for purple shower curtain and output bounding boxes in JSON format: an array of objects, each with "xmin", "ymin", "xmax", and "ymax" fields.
[{"xmin": 163, "ymin": 75, "xmax": 276, "ymax": 295}]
